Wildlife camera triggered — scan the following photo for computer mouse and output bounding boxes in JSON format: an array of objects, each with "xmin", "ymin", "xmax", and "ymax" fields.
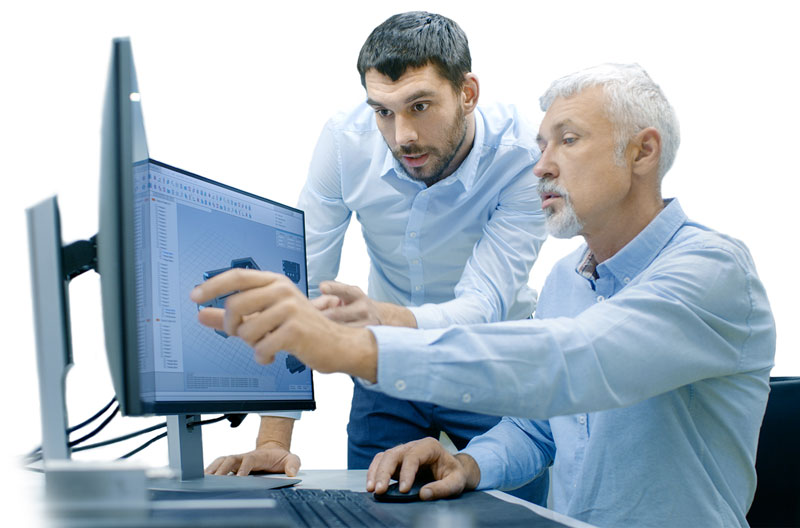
[{"xmin": 373, "ymin": 478, "xmax": 429, "ymax": 503}]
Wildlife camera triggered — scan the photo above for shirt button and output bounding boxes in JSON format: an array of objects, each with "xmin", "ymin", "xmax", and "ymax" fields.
[
  {"xmin": 578, "ymin": 415, "xmax": 586, "ymax": 425},
  {"xmin": 411, "ymin": 259, "xmax": 420, "ymax": 265},
  {"xmin": 462, "ymin": 393, "xmax": 472, "ymax": 403},
  {"xmin": 596, "ymin": 295, "xmax": 604, "ymax": 302},
  {"xmin": 409, "ymin": 232, "xmax": 417, "ymax": 238},
  {"xmin": 623, "ymin": 277, "xmax": 631, "ymax": 284},
  {"xmin": 395, "ymin": 380, "xmax": 406, "ymax": 391},
  {"xmin": 415, "ymin": 285, "xmax": 422, "ymax": 291}
]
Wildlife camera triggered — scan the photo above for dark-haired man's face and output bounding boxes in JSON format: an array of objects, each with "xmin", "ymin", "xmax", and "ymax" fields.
[{"xmin": 365, "ymin": 65, "xmax": 472, "ymax": 186}]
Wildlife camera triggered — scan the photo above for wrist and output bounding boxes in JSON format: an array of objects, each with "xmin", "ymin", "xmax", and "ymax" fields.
[
  {"xmin": 376, "ymin": 302, "xmax": 418, "ymax": 328},
  {"xmin": 454, "ymin": 453, "xmax": 481, "ymax": 490},
  {"xmin": 341, "ymin": 327, "xmax": 378, "ymax": 383},
  {"xmin": 257, "ymin": 416, "xmax": 295, "ymax": 450}
]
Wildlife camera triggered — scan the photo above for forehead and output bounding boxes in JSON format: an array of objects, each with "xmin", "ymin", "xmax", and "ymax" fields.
[
  {"xmin": 539, "ymin": 86, "xmax": 611, "ymax": 137},
  {"xmin": 364, "ymin": 64, "xmax": 453, "ymax": 106}
]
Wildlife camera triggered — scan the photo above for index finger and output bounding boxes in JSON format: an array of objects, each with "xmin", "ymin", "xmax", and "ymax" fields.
[
  {"xmin": 190, "ymin": 269, "xmax": 283, "ymax": 304},
  {"xmin": 369, "ymin": 448, "xmax": 407, "ymax": 494}
]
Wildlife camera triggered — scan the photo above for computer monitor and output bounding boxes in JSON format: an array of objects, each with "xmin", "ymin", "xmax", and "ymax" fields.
[{"xmin": 26, "ymin": 37, "xmax": 314, "ymax": 490}]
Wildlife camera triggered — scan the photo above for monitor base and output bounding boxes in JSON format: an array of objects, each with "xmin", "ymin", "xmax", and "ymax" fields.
[{"xmin": 149, "ymin": 474, "xmax": 300, "ymax": 492}]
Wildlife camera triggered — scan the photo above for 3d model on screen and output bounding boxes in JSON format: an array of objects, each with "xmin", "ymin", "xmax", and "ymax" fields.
[
  {"xmin": 197, "ymin": 257, "xmax": 261, "ymax": 338},
  {"xmin": 285, "ymin": 354, "xmax": 306, "ymax": 374},
  {"xmin": 197, "ymin": 256, "xmax": 307, "ymax": 374},
  {"xmin": 282, "ymin": 260, "xmax": 301, "ymax": 284}
]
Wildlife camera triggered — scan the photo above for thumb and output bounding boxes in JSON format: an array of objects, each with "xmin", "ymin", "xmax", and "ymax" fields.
[
  {"xmin": 197, "ymin": 307, "xmax": 225, "ymax": 331},
  {"xmin": 284, "ymin": 454, "xmax": 302, "ymax": 477},
  {"xmin": 311, "ymin": 294, "xmax": 343, "ymax": 311},
  {"xmin": 419, "ymin": 471, "xmax": 465, "ymax": 501},
  {"xmin": 320, "ymin": 281, "xmax": 363, "ymax": 304}
]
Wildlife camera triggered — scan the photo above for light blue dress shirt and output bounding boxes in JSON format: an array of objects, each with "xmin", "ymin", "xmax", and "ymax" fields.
[
  {"xmin": 298, "ymin": 101, "xmax": 546, "ymax": 327},
  {"xmin": 268, "ymin": 101, "xmax": 546, "ymax": 419},
  {"xmin": 369, "ymin": 199, "xmax": 776, "ymax": 527}
]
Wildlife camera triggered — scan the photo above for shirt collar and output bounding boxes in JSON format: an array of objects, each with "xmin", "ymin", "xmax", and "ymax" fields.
[
  {"xmin": 379, "ymin": 109, "xmax": 485, "ymax": 193},
  {"xmin": 575, "ymin": 198, "xmax": 687, "ymax": 284}
]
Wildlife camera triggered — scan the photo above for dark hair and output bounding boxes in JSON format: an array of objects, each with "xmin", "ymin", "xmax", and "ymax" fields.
[{"xmin": 357, "ymin": 11, "xmax": 471, "ymax": 92}]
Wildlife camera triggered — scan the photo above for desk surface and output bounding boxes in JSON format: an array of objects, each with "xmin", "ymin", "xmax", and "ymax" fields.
[
  {"xmin": 26, "ymin": 467, "xmax": 594, "ymax": 528},
  {"xmin": 289, "ymin": 469, "xmax": 594, "ymax": 528}
]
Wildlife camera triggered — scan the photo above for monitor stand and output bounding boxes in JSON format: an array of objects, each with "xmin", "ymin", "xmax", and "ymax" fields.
[
  {"xmin": 26, "ymin": 197, "xmax": 73, "ymax": 462},
  {"xmin": 148, "ymin": 414, "xmax": 300, "ymax": 492}
]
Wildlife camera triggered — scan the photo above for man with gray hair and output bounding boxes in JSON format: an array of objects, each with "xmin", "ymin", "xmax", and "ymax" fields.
[{"xmin": 191, "ymin": 63, "xmax": 775, "ymax": 526}]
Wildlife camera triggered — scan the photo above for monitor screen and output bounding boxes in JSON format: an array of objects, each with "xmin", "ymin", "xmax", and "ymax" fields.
[
  {"xmin": 99, "ymin": 37, "xmax": 315, "ymax": 416},
  {"xmin": 133, "ymin": 159, "xmax": 315, "ymax": 413}
]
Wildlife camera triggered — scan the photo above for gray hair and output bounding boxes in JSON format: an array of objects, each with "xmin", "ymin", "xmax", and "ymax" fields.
[{"xmin": 539, "ymin": 63, "xmax": 680, "ymax": 182}]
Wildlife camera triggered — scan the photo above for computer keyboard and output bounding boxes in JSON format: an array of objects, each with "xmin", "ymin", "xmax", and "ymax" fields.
[{"xmin": 265, "ymin": 488, "xmax": 405, "ymax": 527}]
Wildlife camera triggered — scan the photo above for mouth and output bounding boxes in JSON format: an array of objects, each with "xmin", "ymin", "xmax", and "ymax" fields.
[
  {"xmin": 540, "ymin": 192, "xmax": 562, "ymax": 209},
  {"xmin": 402, "ymin": 153, "xmax": 429, "ymax": 168}
]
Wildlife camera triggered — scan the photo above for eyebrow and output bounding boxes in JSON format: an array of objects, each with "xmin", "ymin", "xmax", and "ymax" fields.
[
  {"xmin": 537, "ymin": 119, "xmax": 582, "ymax": 144},
  {"xmin": 551, "ymin": 119, "xmax": 577, "ymax": 132},
  {"xmin": 366, "ymin": 90, "xmax": 437, "ymax": 108}
]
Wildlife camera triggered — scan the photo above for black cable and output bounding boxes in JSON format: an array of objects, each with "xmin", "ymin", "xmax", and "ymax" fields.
[
  {"xmin": 72, "ymin": 422, "xmax": 167, "ymax": 453},
  {"xmin": 118, "ymin": 431, "xmax": 168, "ymax": 460},
  {"xmin": 67, "ymin": 404, "xmax": 120, "ymax": 448},
  {"xmin": 116, "ymin": 416, "xmax": 230, "ymax": 460},
  {"xmin": 25, "ymin": 413, "xmax": 234, "ymax": 465},
  {"xmin": 68, "ymin": 396, "xmax": 117, "ymax": 434},
  {"xmin": 190, "ymin": 415, "xmax": 229, "ymax": 428},
  {"xmin": 24, "ymin": 396, "xmax": 118, "ymax": 459}
]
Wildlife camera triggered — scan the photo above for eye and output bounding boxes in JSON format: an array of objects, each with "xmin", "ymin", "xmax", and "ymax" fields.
[
  {"xmin": 375, "ymin": 108, "xmax": 393, "ymax": 118},
  {"xmin": 412, "ymin": 102, "xmax": 429, "ymax": 112},
  {"xmin": 562, "ymin": 134, "xmax": 578, "ymax": 145}
]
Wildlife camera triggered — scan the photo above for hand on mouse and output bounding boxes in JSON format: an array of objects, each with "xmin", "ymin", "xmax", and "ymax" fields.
[{"xmin": 366, "ymin": 437, "xmax": 481, "ymax": 501}]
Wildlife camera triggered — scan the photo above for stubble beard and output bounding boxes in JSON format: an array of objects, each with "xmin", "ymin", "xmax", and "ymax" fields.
[{"xmin": 392, "ymin": 106, "xmax": 467, "ymax": 187}]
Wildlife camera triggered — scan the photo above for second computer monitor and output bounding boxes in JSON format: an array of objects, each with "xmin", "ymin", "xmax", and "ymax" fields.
[{"xmin": 133, "ymin": 159, "xmax": 315, "ymax": 415}]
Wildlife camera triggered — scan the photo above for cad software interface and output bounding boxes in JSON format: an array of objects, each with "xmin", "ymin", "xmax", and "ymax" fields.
[{"xmin": 133, "ymin": 160, "xmax": 313, "ymax": 404}]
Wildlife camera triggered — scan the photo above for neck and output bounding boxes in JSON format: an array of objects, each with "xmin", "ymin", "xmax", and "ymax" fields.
[{"xmin": 584, "ymin": 193, "xmax": 664, "ymax": 263}]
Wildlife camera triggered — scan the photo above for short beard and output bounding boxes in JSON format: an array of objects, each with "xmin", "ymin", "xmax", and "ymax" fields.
[
  {"xmin": 392, "ymin": 106, "xmax": 467, "ymax": 187},
  {"xmin": 537, "ymin": 179, "xmax": 584, "ymax": 239}
]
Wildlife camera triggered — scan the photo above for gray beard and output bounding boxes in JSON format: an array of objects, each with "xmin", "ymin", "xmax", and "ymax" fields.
[
  {"xmin": 537, "ymin": 179, "xmax": 584, "ymax": 238},
  {"xmin": 545, "ymin": 202, "xmax": 583, "ymax": 239}
]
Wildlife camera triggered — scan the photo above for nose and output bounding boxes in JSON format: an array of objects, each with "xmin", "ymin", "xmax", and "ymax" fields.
[
  {"xmin": 533, "ymin": 147, "xmax": 557, "ymax": 180},
  {"xmin": 394, "ymin": 114, "xmax": 418, "ymax": 146}
]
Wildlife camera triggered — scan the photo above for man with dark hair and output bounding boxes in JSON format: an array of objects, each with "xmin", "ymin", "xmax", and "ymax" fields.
[{"xmin": 205, "ymin": 11, "xmax": 548, "ymax": 502}]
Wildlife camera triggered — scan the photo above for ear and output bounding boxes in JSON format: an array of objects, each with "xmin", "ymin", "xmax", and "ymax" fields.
[
  {"xmin": 631, "ymin": 127, "xmax": 661, "ymax": 177},
  {"xmin": 461, "ymin": 73, "xmax": 480, "ymax": 115}
]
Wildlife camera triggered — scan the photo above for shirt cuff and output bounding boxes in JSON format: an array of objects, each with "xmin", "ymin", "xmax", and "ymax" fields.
[
  {"xmin": 460, "ymin": 442, "xmax": 505, "ymax": 491},
  {"xmin": 407, "ymin": 304, "xmax": 449, "ymax": 330},
  {"xmin": 258, "ymin": 411, "xmax": 302, "ymax": 420},
  {"xmin": 369, "ymin": 325, "xmax": 433, "ymax": 399}
]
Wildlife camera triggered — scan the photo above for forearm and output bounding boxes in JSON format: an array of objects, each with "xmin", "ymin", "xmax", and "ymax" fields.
[{"xmin": 256, "ymin": 416, "xmax": 295, "ymax": 450}]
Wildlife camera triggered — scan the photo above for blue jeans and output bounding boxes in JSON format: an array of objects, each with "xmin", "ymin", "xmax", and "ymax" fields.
[{"xmin": 347, "ymin": 382, "xmax": 549, "ymax": 505}]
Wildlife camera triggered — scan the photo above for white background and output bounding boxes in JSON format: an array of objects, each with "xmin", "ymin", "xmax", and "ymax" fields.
[{"xmin": 2, "ymin": 1, "xmax": 798, "ymax": 524}]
